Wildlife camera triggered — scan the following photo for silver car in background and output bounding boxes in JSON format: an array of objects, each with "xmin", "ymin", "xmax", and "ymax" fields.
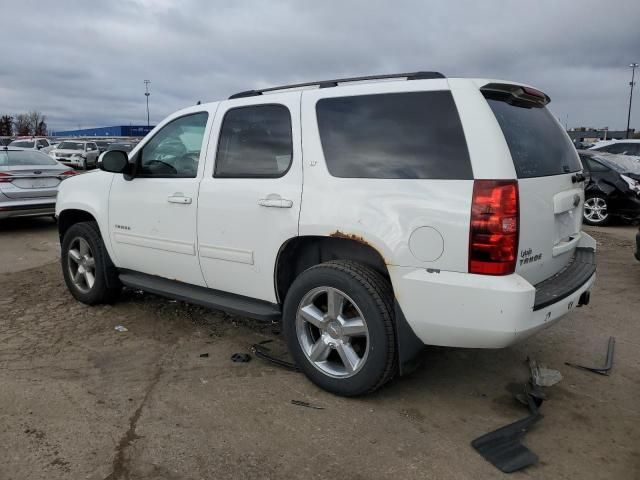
[
  {"xmin": 50, "ymin": 141, "xmax": 99, "ymax": 170},
  {"xmin": 8, "ymin": 138, "xmax": 54, "ymax": 154},
  {"xmin": 0, "ymin": 148, "xmax": 76, "ymax": 219}
]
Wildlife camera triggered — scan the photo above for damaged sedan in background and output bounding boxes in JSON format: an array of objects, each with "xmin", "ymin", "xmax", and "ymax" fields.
[{"xmin": 578, "ymin": 150, "xmax": 640, "ymax": 225}]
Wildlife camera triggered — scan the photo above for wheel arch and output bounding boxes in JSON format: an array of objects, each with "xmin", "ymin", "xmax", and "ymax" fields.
[
  {"xmin": 275, "ymin": 236, "xmax": 425, "ymax": 377},
  {"xmin": 58, "ymin": 209, "xmax": 98, "ymax": 242},
  {"xmin": 274, "ymin": 235, "xmax": 389, "ymax": 304}
]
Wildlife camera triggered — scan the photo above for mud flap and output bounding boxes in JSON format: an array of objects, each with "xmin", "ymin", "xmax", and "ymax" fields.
[{"xmin": 394, "ymin": 301, "xmax": 425, "ymax": 376}]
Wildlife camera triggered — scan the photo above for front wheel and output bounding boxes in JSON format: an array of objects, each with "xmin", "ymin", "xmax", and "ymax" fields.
[
  {"xmin": 583, "ymin": 195, "xmax": 610, "ymax": 226},
  {"xmin": 283, "ymin": 260, "xmax": 397, "ymax": 396},
  {"xmin": 61, "ymin": 221, "xmax": 121, "ymax": 304}
]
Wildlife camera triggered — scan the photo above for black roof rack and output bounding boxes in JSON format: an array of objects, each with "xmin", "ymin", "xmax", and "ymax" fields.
[{"xmin": 229, "ymin": 71, "xmax": 445, "ymax": 99}]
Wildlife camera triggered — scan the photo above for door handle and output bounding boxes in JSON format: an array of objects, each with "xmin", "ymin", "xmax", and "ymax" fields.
[
  {"xmin": 167, "ymin": 194, "xmax": 192, "ymax": 204},
  {"xmin": 258, "ymin": 196, "xmax": 293, "ymax": 208}
]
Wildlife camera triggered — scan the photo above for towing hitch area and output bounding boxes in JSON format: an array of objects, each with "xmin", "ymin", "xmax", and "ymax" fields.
[{"xmin": 577, "ymin": 290, "xmax": 590, "ymax": 307}]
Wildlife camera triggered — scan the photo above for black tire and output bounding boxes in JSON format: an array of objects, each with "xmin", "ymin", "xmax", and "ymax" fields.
[
  {"xmin": 583, "ymin": 194, "xmax": 610, "ymax": 226},
  {"xmin": 61, "ymin": 221, "xmax": 121, "ymax": 304},
  {"xmin": 283, "ymin": 260, "xmax": 396, "ymax": 396}
]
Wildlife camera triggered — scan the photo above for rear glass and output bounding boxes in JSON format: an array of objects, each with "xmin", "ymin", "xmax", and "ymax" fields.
[
  {"xmin": 316, "ymin": 91, "xmax": 472, "ymax": 179},
  {"xmin": 0, "ymin": 150, "xmax": 58, "ymax": 166},
  {"xmin": 487, "ymin": 98, "xmax": 581, "ymax": 178}
]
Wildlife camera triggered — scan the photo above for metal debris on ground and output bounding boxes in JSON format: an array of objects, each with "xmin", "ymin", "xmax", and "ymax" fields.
[
  {"xmin": 291, "ymin": 400, "xmax": 324, "ymax": 410},
  {"xmin": 251, "ymin": 340, "xmax": 300, "ymax": 372},
  {"xmin": 114, "ymin": 325, "xmax": 128, "ymax": 332},
  {"xmin": 471, "ymin": 395, "xmax": 542, "ymax": 473},
  {"xmin": 231, "ymin": 353, "xmax": 251, "ymax": 363},
  {"xmin": 199, "ymin": 353, "xmax": 209, "ymax": 358},
  {"xmin": 565, "ymin": 336, "xmax": 615, "ymax": 376},
  {"xmin": 528, "ymin": 357, "xmax": 563, "ymax": 387},
  {"xmin": 472, "ymin": 356, "xmax": 560, "ymax": 473}
]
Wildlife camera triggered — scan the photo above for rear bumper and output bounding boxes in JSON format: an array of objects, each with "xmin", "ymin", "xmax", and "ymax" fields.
[
  {"xmin": 0, "ymin": 201, "xmax": 56, "ymax": 219},
  {"xmin": 389, "ymin": 232, "xmax": 597, "ymax": 348}
]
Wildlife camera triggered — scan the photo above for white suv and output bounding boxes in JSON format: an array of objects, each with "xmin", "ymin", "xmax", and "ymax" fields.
[
  {"xmin": 56, "ymin": 72, "xmax": 596, "ymax": 396},
  {"xmin": 589, "ymin": 139, "xmax": 640, "ymax": 156}
]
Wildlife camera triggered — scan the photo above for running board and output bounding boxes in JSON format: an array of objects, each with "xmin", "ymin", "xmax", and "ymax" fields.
[{"xmin": 118, "ymin": 271, "xmax": 281, "ymax": 322}]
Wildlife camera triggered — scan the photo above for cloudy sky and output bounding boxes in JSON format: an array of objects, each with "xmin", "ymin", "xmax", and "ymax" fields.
[{"xmin": 1, "ymin": 0, "xmax": 639, "ymax": 132}]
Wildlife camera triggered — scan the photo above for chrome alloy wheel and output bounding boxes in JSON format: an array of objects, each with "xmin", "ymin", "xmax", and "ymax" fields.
[
  {"xmin": 67, "ymin": 237, "xmax": 96, "ymax": 293},
  {"xmin": 584, "ymin": 197, "xmax": 609, "ymax": 223},
  {"xmin": 295, "ymin": 286, "xmax": 370, "ymax": 378}
]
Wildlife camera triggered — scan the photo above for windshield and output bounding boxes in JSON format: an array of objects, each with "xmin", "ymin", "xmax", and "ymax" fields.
[
  {"xmin": 9, "ymin": 140, "xmax": 35, "ymax": 148},
  {"xmin": 58, "ymin": 142, "xmax": 84, "ymax": 150},
  {"xmin": 594, "ymin": 153, "xmax": 640, "ymax": 175},
  {"xmin": 486, "ymin": 98, "xmax": 581, "ymax": 178},
  {"xmin": 0, "ymin": 150, "xmax": 58, "ymax": 166}
]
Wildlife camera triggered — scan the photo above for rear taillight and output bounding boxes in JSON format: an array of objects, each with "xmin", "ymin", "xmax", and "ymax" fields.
[
  {"xmin": 60, "ymin": 170, "xmax": 77, "ymax": 178},
  {"xmin": 469, "ymin": 180, "xmax": 519, "ymax": 275},
  {"xmin": 0, "ymin": 172, "xmax": 13, "ymax": 183}
]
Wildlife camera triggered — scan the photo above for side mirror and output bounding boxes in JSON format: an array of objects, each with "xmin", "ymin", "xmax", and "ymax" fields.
[
  {"xmin": 36, "ymin": 144, "xmax": 43, "ymax": 150},
  {"xmin": 99, "ymin": 150, "xmax": 130, "ymax": 174}
]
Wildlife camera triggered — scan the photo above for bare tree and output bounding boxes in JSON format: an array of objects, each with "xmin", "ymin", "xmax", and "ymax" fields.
[
  {"xmin": 27, "ymin": 111, "xmax": 46, "ymax": 136},
  {"xmin": 14, "ymin": 113, "xmax": 31, "ymax": 136},
  {"xmin": 0, "ymin": 115, "xmax": 13, "ymax": 136}
]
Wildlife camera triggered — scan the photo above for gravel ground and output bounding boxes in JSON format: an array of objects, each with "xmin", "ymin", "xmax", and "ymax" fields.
[{"xmin": 0, "ymin": 218, "xmax": 638, "ymax": 479}]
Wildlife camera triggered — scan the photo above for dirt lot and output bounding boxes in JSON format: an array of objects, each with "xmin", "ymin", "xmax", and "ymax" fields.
[{"xmin": 0, "ymin": 218, "xmax": 638, "ymax": 480}]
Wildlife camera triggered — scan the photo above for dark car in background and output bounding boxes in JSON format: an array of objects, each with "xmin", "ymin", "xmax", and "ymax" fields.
[
  {"xmin": 106, "ymin": 142, "xmax": 135, "ymax": 153},
  {"xmin": 94, "ymin": 140, "xmax": 114, "ymax": 154},
  {"xmin": 578, "ymin": 150, "xmax": 640, "ymax": 225}
]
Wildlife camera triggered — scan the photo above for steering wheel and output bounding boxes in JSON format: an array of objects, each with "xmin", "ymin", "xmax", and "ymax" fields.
[{"xmin": 146, "ymin": 159, "xmax": 177, "ymax": 174}]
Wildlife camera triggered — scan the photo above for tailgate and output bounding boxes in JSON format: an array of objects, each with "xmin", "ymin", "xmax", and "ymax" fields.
[
  {"xmin": 518, "ymin": 175, "xmax": 584, "ymax": 284},
  {"xmin": 483, "ymin": 84, "xmax": 584, "ymax": 285}
]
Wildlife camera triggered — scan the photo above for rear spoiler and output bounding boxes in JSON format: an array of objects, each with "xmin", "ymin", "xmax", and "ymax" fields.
[{"xmin": 481, "ymin": 83, "xmax": 550, "ymax": 107}]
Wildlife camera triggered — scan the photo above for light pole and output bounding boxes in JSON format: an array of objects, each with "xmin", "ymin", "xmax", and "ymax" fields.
[
  {"xmin": 144, "ymin": 80, "xmax": 151, "ymax": 127},
  {"xmin": 626, "ymin": 63, "xmax": 638, "ymax": 139}
]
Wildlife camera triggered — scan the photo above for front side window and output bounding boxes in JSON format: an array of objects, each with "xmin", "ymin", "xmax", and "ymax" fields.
[
  {"xmin": 215, "ymin": 105, "xmax": 293, "ymax": 178},
  {"xmin": 316, "ymin": 91, "xmax": 472, "ymax": 179},
  {"xmin": 139, "ymin": 112, "xmax": 208, "ymax": 178}
]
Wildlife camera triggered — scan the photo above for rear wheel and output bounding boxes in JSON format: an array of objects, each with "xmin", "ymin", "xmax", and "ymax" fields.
[
  {"xmin": 61, "ymin": 221, "xmax": 121, "ymax": 304},
  {"xmin": 283, "ymin": 260, "xmax": 396, "ymax": 396},
  {"xmin": 583, "ymin": 195, "xmax": 610, "ymax": 226}
]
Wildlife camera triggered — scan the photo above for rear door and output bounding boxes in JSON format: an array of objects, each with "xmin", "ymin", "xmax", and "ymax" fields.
[
  {"xmin": 483, "ymin": 90, "xmax": 584, "ymax": 285},
  {"xmin": 197, "ymin": 92, "xmax": 302, "ymax": 302}
]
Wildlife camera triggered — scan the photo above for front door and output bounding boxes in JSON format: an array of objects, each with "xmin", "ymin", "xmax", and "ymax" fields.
[
  {"xmin": 109, "ymin": 110, "xmax": 212, "ymax": 286},
  {"xmin": 197, "ymin": 93, "xmax": 302, "ymax": 302}
]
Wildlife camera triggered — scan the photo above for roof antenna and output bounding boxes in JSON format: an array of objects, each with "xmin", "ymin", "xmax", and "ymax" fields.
[{"xmin": 196, "ymin": 100, "xmax": 201, "ymax": 105}]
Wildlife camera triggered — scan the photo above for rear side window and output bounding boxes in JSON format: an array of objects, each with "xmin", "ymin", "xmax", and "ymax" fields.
[
  {"xmin": 215, "ymin": 105, "xmax": 293, "ymax": 178},
  {"xmin": 487, "ymin": 98, "xmax": 581, "ymax": 178},
  {"xmin": 316, "ymin": 91, "xmax": 472, "ymax": 179}
]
